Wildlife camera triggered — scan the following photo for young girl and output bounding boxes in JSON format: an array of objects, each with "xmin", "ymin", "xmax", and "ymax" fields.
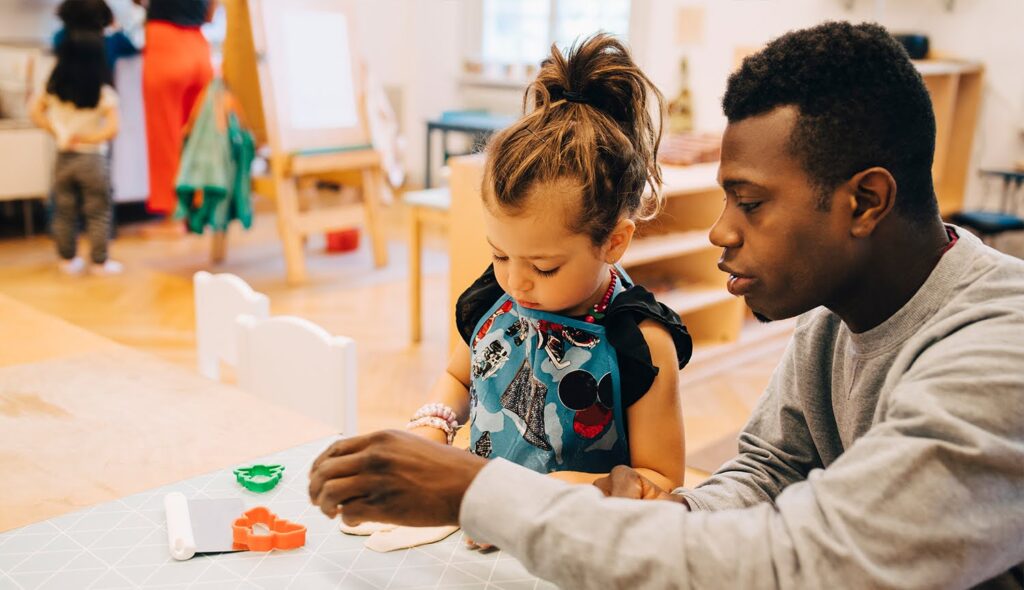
[
  {"xmin": 30, "ymin": 0, "xmax": 122, "ymax": 275},
  {"xmin": 408, "ymin": 34, "xmax": 692, "ymax": 493}
]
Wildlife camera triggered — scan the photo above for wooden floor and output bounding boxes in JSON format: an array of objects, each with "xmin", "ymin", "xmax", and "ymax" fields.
[{"xmin": 0, "ymin": 196, "xmax": 792, "ymax": 485}]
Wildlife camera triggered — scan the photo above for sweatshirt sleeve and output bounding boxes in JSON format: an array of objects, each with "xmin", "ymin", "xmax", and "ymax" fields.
[
  {"xmin": 460, "ymin": 315, "xmax": 1024, "ymax": 589},
  {"xmin": 677, "ymin": 329, "xmax": 824, "ymax": 511}
]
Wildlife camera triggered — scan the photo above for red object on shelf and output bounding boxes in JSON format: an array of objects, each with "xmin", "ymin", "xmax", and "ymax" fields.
[{"xmin": 326, "ymin": 228, "xmax": 360, "ymax": 253}]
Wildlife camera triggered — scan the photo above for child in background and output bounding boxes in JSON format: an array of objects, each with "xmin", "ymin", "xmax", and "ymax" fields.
[
  {"xmin": 409, "ymin": 34, "xmax": 692, "ymax": 494},
  {"xmin": 30, "ymin": 0, "xmax": 122, "ymax": 275}
]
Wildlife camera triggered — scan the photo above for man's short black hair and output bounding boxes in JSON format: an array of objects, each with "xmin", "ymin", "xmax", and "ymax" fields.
[{"xmin": 723, "ymin": 21, "xmax": 938, "ymax": 222}]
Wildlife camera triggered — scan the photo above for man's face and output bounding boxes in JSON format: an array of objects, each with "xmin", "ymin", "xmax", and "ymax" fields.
[{"xmin": 711, "ymin": 106, "xmax": 857, "ymax": 321}]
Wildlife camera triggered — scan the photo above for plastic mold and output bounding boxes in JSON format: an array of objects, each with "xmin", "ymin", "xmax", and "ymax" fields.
[
  {"xmin": 233, "ymin": 464, "xmax": 285, "ymax": 493},
  {"xmin": 232, "ymin": 507, "xmax": 306, "ymax": 551}
]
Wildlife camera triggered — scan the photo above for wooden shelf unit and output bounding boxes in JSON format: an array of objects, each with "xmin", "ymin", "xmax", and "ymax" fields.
[
  {"xmin": 620, "ymin": 229, "xmax": 711, "ymax": 267},
  {"xmin": 911, "ymin": 59, "xmax": 984, "ymax": 217},
  {"xmin": 625, "ymin": 162, "xmax": 743, "ymax": 345},
  {"xmin": 448, "ymin": 157, "xmax": 743, "ymax": 349}
]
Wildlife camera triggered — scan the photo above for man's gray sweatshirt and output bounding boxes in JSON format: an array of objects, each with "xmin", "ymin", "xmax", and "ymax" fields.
[{"xmin": 461, "ymin": 227, "xmax": 1024, "ymax": 589}]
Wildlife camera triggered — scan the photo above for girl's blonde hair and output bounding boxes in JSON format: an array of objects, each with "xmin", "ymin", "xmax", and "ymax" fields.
[{"xmin": 484, "ymin": 33, "xmax": 664, "ymax": 245}]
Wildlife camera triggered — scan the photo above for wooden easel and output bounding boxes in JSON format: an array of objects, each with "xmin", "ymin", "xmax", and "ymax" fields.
[{"xmin": 222, "ymin": 0, "xmax": 388, "ymax": 284}]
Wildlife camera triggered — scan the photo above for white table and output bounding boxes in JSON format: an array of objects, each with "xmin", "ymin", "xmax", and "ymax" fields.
[
  {"xmin": 0, "ymin": 294, "xmax": 335, "ymax": 534},
  {"xmin": 0, "ymin": 437, "xmax": 554, "ymax": 590}
]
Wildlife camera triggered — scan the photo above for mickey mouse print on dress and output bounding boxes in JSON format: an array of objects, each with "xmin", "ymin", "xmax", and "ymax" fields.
[
  {"xmin": 457, "ymin": 264, "xmax": 692, "ymax": 476},
  {"xmin": 463, "ymin": 267, "xmax": 633, "ymax": 475}
]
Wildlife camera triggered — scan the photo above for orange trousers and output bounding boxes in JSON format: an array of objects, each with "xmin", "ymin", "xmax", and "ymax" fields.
[{"xmin": 142, "ymin": 21, "xmax": 213, "ymax": 214}]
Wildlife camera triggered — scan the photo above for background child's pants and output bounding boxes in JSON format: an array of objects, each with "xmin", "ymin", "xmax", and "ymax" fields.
[
  {"xmin": 142, "ymin": 20, "xmax": 212, "ymax": 214},
  {"xmin": 51, "ymin": 153, "xmax": 112, "ymax": 264}
]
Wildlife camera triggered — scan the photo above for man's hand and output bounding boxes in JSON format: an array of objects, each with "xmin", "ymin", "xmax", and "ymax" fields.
[
  {"xmin": 308, "ymin": 429, "xmax": 488, "ymax": 527},
  {"xmin": 594, "ymin": 465, "xmax": 689, "ymax": 506}
]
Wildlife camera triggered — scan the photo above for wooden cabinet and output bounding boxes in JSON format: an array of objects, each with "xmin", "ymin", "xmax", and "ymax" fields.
[
  {"xmin": 619, "ymin": 163, "xmax": 744, "ymax": 345},
  {"xmin": 0, "ymin": 121, "xmax": 53, "ymax": 202},
  {"xmin": 0, "ymin": 45, "xmax": 54, "ymax": 207},
  {"xmin": 448, "ymin": 155, "xmax": 742, "ymax": 349},
  {"xmin": 913, "ymin": 60, "xmax": 983, "ymax": 217},
  {"xmin": 447, "ymin": 155, "xmax": 487, "ymax": 352}
]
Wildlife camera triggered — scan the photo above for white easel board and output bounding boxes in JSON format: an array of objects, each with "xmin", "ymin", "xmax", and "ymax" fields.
[{"xmin": 249, "ymin": 0, "xmax": 369, "ymax": 154}]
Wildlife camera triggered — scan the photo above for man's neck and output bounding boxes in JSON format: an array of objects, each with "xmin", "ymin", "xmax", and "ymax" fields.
[{"xmin": 830, "ymin": 217, "xmax": 951, "ymax": 334}]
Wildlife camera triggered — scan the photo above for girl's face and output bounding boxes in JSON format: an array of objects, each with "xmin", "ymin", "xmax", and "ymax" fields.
[{"xmin": 482, "ymin": 178, "xmax": 634, "ymax": 316}]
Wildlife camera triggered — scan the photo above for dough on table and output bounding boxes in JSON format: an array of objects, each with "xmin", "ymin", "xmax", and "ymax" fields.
[
  {"xmin": 339, "ymin": 520, "xmax": 397, "ymax": 536},
  {"xmin": 363, "ymin": 525, "xmax": 461, "ymax": 552}
]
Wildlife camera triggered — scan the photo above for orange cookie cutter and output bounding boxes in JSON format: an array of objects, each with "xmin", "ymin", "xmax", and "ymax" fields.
[{"xmin": 231, "ymin": 507, "xmax": 306, "ymax": 551}]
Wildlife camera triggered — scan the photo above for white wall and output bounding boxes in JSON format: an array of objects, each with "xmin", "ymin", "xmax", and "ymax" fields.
[
  {"xmin": 0, "ymin": 0, "xmax": 465, "ymax": 188},
  {"xmin": 631, "ymin": 0, "xmax": 870, "ymax": 132},
  {"xmin": 403, "ymin": 0, "xmax": 1021, "ymax": 206},
  {"xmin": 0, "ymin": 0, "xmax": 60, "ymax": 46},
  {"xmin": 629, "ymin": 0, "xmax": 1024, "ymax": 208},
  {"xmin": 354, "ymin": 0, "xmax": 464, "ymax": 187},
  {"xmin": 875, "ymin": 0, "xmax": 1024, "ymax": 207},
  {"xmin": 9, "ymin": 0, "xmax": 1020, "ymax": 199}
]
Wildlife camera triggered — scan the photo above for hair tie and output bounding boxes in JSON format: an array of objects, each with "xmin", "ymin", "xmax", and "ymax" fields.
[{"xmin": 562, "ymin": 90, "xmax": 589, "ymax": 104}]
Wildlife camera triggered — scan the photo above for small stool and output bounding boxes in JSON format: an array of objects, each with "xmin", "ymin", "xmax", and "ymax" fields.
[{"xmin": 405, "ymin": 187, "xmax": 451, "ymax": 342}]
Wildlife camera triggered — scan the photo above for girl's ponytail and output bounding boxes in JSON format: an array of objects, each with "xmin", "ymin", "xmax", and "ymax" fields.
[{"xmin": 486, "ymin": 33, "xmax": 664, "ymax": 245}]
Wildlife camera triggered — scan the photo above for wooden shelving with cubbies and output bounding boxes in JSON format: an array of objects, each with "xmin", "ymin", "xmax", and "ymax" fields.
[
  {"xmin": 911, "ymin": 59, "xmax": 983, "ymax": 217},
  {"xmin": 620, "ymin": 229, "xmax": 711, "ymax": 267},
  {"xmin": 623, "ymin": 162, "xmax": 743, "ymax": 346}
]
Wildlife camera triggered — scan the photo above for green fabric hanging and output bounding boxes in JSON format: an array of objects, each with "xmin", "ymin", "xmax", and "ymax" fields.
[{"xmin": 175, "ymin": 79, "xmax": 255, "ymax": 233}]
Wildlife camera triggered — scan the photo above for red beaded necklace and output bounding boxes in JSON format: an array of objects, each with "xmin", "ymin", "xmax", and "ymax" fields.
[{"xmin": 584, "ymin": 268, "xmax": 618, "ymax": 323}]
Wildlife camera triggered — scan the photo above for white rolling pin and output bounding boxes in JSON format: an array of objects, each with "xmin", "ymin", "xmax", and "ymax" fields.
[{"xmin": 164, "ymin": 492, "xmax": 197, "ymax": 561}]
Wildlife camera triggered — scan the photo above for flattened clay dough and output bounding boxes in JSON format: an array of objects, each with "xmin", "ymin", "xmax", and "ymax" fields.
[
  {"xmin": 364, "ymin": 525, "xmax": 460, "ymax": 552},
  {"xmin": 339, "ymin": 520, "xmax": 397, "ymax": 536}
]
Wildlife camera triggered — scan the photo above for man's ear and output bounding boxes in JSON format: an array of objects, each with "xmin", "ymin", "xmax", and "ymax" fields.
[
  {"xmin": 604, "ymin": 218, "xmax": 636, "ymax": 263},
  {"xmin": 846, "ymin": 167, "xmax": 897, "ymax": 238}
]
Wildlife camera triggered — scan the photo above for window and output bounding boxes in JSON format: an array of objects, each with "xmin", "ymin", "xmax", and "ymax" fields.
[{"xmin": 481, "ymin": 0, "xmax": 630, "ymax": 66}]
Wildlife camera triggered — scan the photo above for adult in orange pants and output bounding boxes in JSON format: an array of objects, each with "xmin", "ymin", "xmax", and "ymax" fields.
[{"xmin": 142, "ymin": 0, "xmax": 216, "ymax": 222}]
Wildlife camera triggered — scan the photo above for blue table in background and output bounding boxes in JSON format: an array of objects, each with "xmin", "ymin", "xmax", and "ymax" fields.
[{"xmin": 424, "ymin": 111, "xmax": 516, "ymax": 188}]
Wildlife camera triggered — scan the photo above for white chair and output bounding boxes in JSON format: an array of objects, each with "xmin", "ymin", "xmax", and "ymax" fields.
[
  {"xmin": 193, "ymin": 271, "xmax": 270, "ymax": 380},
  {"xmin": 235, "ymin": 314, "xmax": 358, "ymax": 436}
]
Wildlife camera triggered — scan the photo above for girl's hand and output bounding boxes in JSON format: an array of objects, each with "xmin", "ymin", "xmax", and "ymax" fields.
[
  {"xmin": 465, "ymin": 535, "xmax": 495, "ymax": 551},
  {"xmin": 593, "ymin": 465, "xmax": 688, "ymax": 505}
]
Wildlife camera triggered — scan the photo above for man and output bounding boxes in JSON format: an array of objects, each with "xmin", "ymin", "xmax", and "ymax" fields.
[{"xmin": 309, "ymin": 22, "xmax": 1024, "ymax": 589}]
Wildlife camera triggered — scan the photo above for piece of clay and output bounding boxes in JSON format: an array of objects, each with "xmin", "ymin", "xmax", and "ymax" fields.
[
  {"xmin": 339, "ymin": 520, "xmax": 397, "ymax": 536},
  {"xmin": 364, "ymin": 525, "xmax": 460, "ymax": 553}
]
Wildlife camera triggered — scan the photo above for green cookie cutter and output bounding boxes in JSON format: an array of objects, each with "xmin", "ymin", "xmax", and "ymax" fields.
[{"xmin": 233, "ymin": 464, "xmax": 285, "ymax": 493}]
